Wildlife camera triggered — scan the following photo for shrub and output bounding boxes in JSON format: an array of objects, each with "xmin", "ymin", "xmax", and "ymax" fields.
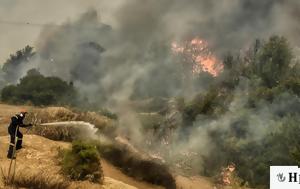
[
  {"xmin": 97, "ymin": 143, "xmax": 176, "ymax": 189},
  {"xmin": 183, "ymin": 88, "xmax": 230, "ymax": 124},
  {"xmin": 247, "ymin": 87, "xmax": 278, "ymax": 107},
  {"xmin": 257, "ymin": 36, "xmax": 292, "ymax": 87},
  {"xmin": 32, "ymin": 124, "xmax": 80, "ymax": 142},
  {"xmin": 99, "ymin": 108, "xmax": 118, "ymax": 120},
  {"xmin": 137, "ymin": 112, "xmax": 164, "ymax": 131},
  {"xmin": 61, "ymin": 140, "xmax": 103, "ymax": 183},
  {"xmin": 280, "ymin": 77, "xmax": 300, "ymax": 96},
  {"xmin": 202, "ymin": 115, "xmax": 300, "ymax": 188},
  {"xmin": 1, "ymin": 69, "xmax": 78, "ymax": 106}
]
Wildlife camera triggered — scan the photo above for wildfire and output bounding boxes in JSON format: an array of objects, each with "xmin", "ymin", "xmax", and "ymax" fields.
[{"xmin": 171, "ymin": 37, "xmax": 223, "ymax": 77}]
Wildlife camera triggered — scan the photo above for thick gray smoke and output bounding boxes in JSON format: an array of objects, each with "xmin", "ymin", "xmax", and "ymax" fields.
[
  {"xmin": 109, "ymin": 0, "xmax": 300, "ymax": 55},
  {"xmin": 1, "ymin": 0, "xmax": 300, "ymax": 177},
  {"xmin": 2, "ymin": 0, "xmax": 299, "ymax": 98}
]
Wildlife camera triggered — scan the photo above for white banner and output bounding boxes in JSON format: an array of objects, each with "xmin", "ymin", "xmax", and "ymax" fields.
[{"xmin": 270, "ymin": 166, "xmax": 300, "ymax": 189}]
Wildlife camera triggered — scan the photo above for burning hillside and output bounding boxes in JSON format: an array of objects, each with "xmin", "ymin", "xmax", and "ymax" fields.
[
  {"xmin": 172, "ymin": 37, "xmax": 223, "ymax": 76},
  {"xmin": 0, "ymin": 1, "xmax": 299, "ymax": 189}
]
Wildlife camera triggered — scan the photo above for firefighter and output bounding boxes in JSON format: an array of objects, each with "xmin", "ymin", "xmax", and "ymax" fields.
[{"xmin": 7, "ymin": 110, "xmax": 32, "ymax": 159}]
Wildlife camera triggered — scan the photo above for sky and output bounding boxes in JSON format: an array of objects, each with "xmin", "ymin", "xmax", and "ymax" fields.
[
  {"xmin": 0, "ymin": 0, "xmax": 124, "ymax": 63},
  {"xmin": 1, "ymin": 0, "xmax": 299, "ymax": 64}
]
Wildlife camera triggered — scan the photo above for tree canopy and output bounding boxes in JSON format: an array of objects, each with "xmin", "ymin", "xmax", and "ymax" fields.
[
  {"xmin": 1, "ymin": 69, "xmax": 77, "ymax": 106},
  {"xmin": 2, "ymin": 45, "xmax": 35, "ymax": 83}
]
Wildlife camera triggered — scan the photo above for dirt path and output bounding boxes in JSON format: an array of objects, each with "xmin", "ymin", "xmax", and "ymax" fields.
[{"xmin": 176, "ymin": 175, "xmax": 214, "ymax": 189}]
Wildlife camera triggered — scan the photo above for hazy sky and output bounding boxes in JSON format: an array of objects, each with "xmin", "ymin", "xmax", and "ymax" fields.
[
  {"xmin": 0, "ymin": 0, "xmax": 124, "ymax": 64},
  {"xmin": 1, "ymin": 0, "xmax": 299, "ymax": 64}
]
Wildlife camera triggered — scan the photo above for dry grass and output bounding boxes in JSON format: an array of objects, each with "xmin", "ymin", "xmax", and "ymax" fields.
[
  {"xmin": 1, "ymin": 167, "xmax": 70, "ymax": 189},
  {"xmin": 32, "ymin": 124, "xmax": 80, "ymax": 141},
  {"xmin": 26, "ymin": 107, "xmax": 78, "ymax": 125},
  {"xmin": 25, "ymin": 107, "xmax": 116, "ymax": 140}
]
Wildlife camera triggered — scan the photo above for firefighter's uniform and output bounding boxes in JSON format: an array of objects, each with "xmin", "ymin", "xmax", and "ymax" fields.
[{"xmin": 7, "ymin": 112, "xmax": 32, "ymax": 159}]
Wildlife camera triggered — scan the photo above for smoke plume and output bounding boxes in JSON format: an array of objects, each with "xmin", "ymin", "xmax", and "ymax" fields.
[{"xmin": 1, "ymin": 0, "xmax": 300, "ymax": 180}]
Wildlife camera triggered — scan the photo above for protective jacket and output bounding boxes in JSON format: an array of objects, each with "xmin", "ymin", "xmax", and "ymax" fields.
[
  {"xmin": 8, "ymin": 114, "xmax": 30, "ymax": 135},
  {"xmin": 7, "ymin": 114, "xmax": 31, "ymax": 159}
]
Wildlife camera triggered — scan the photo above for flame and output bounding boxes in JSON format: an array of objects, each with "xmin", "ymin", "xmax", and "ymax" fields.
[
  {"xmin": 171, "ymin": 42, "xmax": 184, "ymax": 53},
  {"xmin": 171, "ymin": 37, "xmax": 223, "ymax": 77}
]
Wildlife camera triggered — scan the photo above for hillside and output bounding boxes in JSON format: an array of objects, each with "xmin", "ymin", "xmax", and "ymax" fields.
[
  {"xmin": 0, "ymin": 104, "xmax": 215, "ymax": 189},
  {"xmin": 0, "ymin": 135, "xmax": 159, "ymax": 189}
]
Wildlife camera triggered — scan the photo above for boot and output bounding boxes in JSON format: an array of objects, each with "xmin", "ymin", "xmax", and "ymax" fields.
[
  {"xmin": 7, "ymin": 144, "xmax": 16, "ymax": 159},
  {"xmin": 16, "ymin": 138, "xmax": 23, "ymax": 150}
]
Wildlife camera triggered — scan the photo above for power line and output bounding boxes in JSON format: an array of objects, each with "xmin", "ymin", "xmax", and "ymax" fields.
[{"xmin": 0, "ymin": 19, "xmax": 112, "ymax": 31}]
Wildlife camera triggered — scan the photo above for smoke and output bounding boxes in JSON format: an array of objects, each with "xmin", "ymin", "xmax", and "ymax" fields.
[
  {"xmin": 1, "ymin": 0, "xmax": 300, "ymax": 178},
  {"xmin": 0, "ymin": 0, "xmax": 107, "ymax": 64},
  {"xmin": 110, "ymin": 0, "xmax": 300, "ymax": 54},
  {"xmin": 151, "ymin": 81, "xmax": 300, "ymax": 173},
  {"xmin": 2, "ymin": 0, "xmax": 299, "ymax": 91}
]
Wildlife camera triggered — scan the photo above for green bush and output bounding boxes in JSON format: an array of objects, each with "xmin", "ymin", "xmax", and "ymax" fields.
[
  {"xmin": 1, "ymin": 69, "xmax": 78, "ymax": 106},
  {"xmin": 202, "ymin": 115, "xmax": 300, "ymax": 188},
  {"xmin": 99, "ymin": 108, "xmax": 118, "ymax": 120},
  {"xmin": 247, "ymin": 87, "xmax": 278, "ymax": 107},
  {"xmin": 183, "ymin": 88, "xmax": 231, "ymax": 124},
  {"xmin": 257, "ymin": 36, "xmax": 292, "ymax": 87},
  {"xmin": 280, "ymin": 77, "xmax": 300, "ymax": 96},
  {"xmin": 137, "ymin": 112, "xmax": 164, "ymax": 131},
  {"xmin": 61, "ymin": 140, "xmax": 103, "ymax": 183}
]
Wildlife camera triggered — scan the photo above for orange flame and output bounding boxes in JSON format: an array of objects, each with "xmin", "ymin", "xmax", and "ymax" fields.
[{"xmin": 171, "ymin": 37, "xmax": 223, "ymax": 77}]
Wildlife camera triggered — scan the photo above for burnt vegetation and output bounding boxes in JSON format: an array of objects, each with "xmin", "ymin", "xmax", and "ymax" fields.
[
  {"xmin": 97, "ymin": 142, "xmax": 176, "ymax": 189},
  {"xmin": 0, "ymin": 1, "xmax": 299, "ymax": 188},
  {"xmin": 180, "ymin": 36, "xmax": 300, "ymax": 187}
]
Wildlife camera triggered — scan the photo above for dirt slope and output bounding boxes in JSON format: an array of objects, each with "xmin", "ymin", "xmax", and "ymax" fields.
[
  {"xmin": 0, "ymin": 104, "xmax": 217, "ymax": 189},
  {"xmin": 176, "ymin": 175, "xmax": 214, "ymax": 189},
  {"xmin": 0, "ymin": 135, "xmax": 138, "ymax": 189},
  {"xmin": 0, "ymin": 134, "xmax": 216, "ymax": 189}
]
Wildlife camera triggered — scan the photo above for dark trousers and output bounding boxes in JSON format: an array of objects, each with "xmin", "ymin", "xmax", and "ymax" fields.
[{"xmin": 7, "ymin": 127, "xmax": 23, "ymax": 159}]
